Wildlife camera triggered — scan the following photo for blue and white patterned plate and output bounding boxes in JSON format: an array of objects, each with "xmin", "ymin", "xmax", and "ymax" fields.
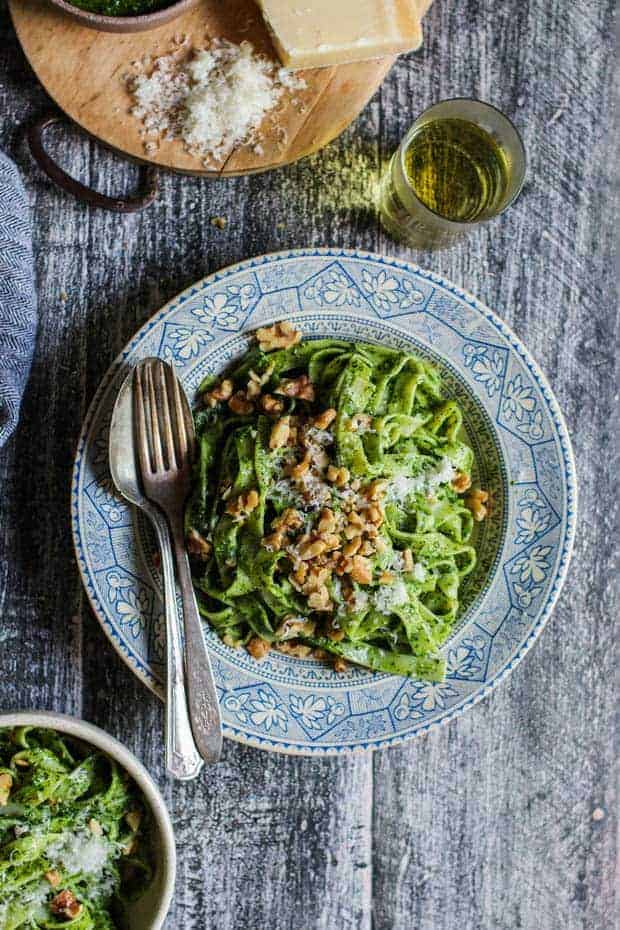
[{"xmin": 71, "ymin": 249, "xmax": 576, "ymax": 755}]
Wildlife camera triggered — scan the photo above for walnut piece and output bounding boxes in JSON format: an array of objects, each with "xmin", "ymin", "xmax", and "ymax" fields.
[
  {"xmin": 50, "ymin": 890, "xmax": 82, "ymax": 920},
  {"xmin": 298, "ymin": 539, "xmax": 327, "ymax": 560},
  {"xmin": 307, "ymin": 586, "xmax": 332, "ymax": 611},
  {"xmin": 256, "ymin": 321, "xmax": 302, "ymax": 352},
  {"xmin": 327, "ymin": 464, "xmax": 350, "ymax": 487},
  {"xmin": 45, "ymin": 870, "xmax": 61, "ymax": 888},
  {"xmin": 228, "ymin": 391, "xmax": 254, "ymax": 415},
  {"xmin": 225, "ymin": 489, "xmax": 260, "ymax": 520},
  {"xmin": 349, "ymin": 555, "xmax": 373, "ymax": 585},
  {"xmin": 334, "ymin": 657, "xmax": 348, "ymax": 673},
  {"xmin": 401, "ymin": 548, "xmax": 414, "ymax": 572},
  {"xmin": 204, "ymin": 378, "xmax": 233, "ymax": 408},
  {"xmin": 186, "ymin": 529, "xmax": 212, "ymax": 561},
  {"xmin": 274, "ymin": 616, "xmax": 316, "ymax": 640},
  {"xmin": 247, "ymin": 636, "xmax": 271, "ymax": 660},
  {"xmin": 465, "ymin": 488, "xmax": 489, "ymax": 521},
  {"xmin": 275, "ymin": 641, "xmax": 313, "ymax": 658},
  {"xmin": 313, "ymin": 408, "xmax": 337, "ymax": 429},
  {"xmin": 272, "ymin": 508, "xmax": 303, "ymax": 533},
  {"xmin": 276, "ymin": 374, "xmax": 315, "ymax": 401},
  {"xmin": 125, "ymin": 810, "xmax": 142, "ymax": 832},
  {"xmin": 0, "ymin": 773, "xmax": 12, "ymax": 807},
  {"xmin": 259, "ymin": 394, "xmax": 284, "ymax": 416},
  {"xmin": 452, "ymin": 471, "xmax": 472, "ymax": 493},
  {"xmin": 269, "ymin": 416, "xmax": 291, "ymax": 449}
]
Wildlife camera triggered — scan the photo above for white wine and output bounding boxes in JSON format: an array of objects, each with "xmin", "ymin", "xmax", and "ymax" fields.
[
  {"xmin": 402, "ymin": 118, "xmax": 510, "ymax": 222},
  {"xmin": 379, "ymin": 100, "xmax": 525, "ymax": 250}
]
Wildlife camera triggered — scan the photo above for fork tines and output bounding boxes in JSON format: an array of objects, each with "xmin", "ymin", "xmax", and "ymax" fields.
[{"xmin": 134, "ymin": 359, "xmax": 191, "ymax": 477}]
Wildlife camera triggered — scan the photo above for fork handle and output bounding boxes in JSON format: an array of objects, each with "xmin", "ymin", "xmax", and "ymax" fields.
[
  {"xmin": 152, "ymin": 515, "xmax": 204, "ymax": 781},
  {"xmin": 169, "ymin": 513, "xmax": 223, "ymax": 764}
]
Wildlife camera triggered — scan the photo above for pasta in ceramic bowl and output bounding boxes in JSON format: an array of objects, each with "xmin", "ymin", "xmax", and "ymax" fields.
[{"xmin": 72, "ymin": 249, "xmax": 576, "ymax": 754}]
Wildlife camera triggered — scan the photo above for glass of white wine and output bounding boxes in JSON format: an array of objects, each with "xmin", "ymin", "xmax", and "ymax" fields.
[{"xmin": 379, "ymin": 98, "xmax": 526, "ymax": 250}]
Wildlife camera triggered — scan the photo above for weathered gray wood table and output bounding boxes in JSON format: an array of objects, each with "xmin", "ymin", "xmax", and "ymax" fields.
[{"xmin": 0, "ymin": 1, "xmax": 616, "ymax": 927}]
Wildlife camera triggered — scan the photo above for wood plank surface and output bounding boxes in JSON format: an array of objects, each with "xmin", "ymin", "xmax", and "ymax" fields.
[{"xmin": 0, "ymin": 0, "xmax": 617, "ymax": 928}]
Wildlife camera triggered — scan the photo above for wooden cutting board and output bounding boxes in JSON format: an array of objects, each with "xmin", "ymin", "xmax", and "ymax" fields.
[{"xmin": 9, "ymin": 0, "xmax": 394, "ymax": 176}]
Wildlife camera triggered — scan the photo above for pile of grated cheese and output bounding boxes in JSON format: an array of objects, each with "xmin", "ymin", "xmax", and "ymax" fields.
[{"xmin": 128, "ymin": 38, "xmax": 306, "ymax": 164}]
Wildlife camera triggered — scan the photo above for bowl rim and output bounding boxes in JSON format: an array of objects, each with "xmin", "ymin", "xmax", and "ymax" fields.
[
  {"xmin": 0, "ymin": 710, "xmax": 176, "ymax": 930},
  {"xmin": 46, "ymin": 0, "xmax": 197, "ymax": 30}
]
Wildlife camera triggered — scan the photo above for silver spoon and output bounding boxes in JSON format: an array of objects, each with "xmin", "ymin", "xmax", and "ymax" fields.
[{"xmin": 109, "ymin": 366, "xmax": 204, "ymax": 781}]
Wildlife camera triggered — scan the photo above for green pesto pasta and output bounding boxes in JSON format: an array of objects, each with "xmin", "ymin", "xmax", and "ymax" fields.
[
  {"xmin": 187, "ymin": 329, "xmax": 486, "ymax": 681},
  {"xmin": 0, "ymin": 727, "xmax": 152, "ymax": 930}
]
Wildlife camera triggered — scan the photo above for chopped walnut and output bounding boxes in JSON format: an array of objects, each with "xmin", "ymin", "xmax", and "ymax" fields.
[
  {"xmin": 273, "ymin": 508, "xmax": 303, "ymax": 532},
  {"xmin": 313, "ymin": 408, "xmax": 337, "ymax": 429},
  {"xmin": 262, "ymin": 530, "xmax": 285, "ymax": 551},
  {"xmin": 342, "ymin": 537, "xmax": 362, "ymax": 557},
  {"xmin": 186, "ymin": 529, "xmax": 212, "ymax": 561},
  {"xmin": 327, "ymin": 464, "xmax": 350, "ymax": 487},
  {"xmin": 349, "ymin": 555, "xmax": 373, "ymax": 585},
  {"xmin": 298, "ymin": 539, "xmax": 327, "ymax": 560},
  {"xmin": 290, "ymin": 453, "xmax": 311, "ymax": 479},
  {"xmin": 343, "ymin": 523, "xmax": 363, "ymax": 540},
  {"xmin": 466, "ymin": 488, "xmax": 489, "ymax": 521},
  {"xmin": 269, "ymin": 416, "xmax": 291, "ymax": 449},
  {"xmin": 256, "ymin": 321, "xmax": 302, "ymax": 352},
  {"xmin": 367, "ymin": 505, "xmax": 383, "ymax": 526},
  {"xmin": 359, "ymin": 539, "xmax": 376, "ymax": 556},
  {"xmin": 246, "ymin": 366, "xmax": 273, "ymax": 400},
  {"xmin": 0, "ymin": 773, "xmax": 12, "ymax": 806},
  {"xmin": 317, "ymin": 508, "xmax": 336, "ymax": 534},
  {"xmin": 125, "ymin": 810, "xmax": 142, "ymax": 832},
  {"xmin": 452, "ymin": 471, "xmax": 472, "ymax": 493},
  {"xmin": 303, "ymin": 566, "xmax": 331, "ymax": 592},
  {"xmin": 275, "ymin": 640, "xmax": 313, "ymax": 658},
  {"xmin": 228, "ymin": 391, "xmax": 254, "ymax": 415},
  {"xmin": 307, "ymin": 586, "xmax": 332, "ymax": 611},
  {"xmin": 334, "ymin": 657, "xmax": 348, "ymax": 673},
  {"xmin": 325, "ymin": 619, "xmax": 345, "ymax": 642},
  {"xmin": 50, "ymin": 890, "xmax": 82, "ymax": 920},
  {"xmin": 274, "ymin": 616, "xmax": 316, "ymax": 640},
  {"xmin": 348, "ymin": 413, "xmax": 373, "ymax": 432},
  {"xmin": 365, "ymin": 479, "xmax": 389, "ymax": 501},
  {"xmin": 247, "ymin": 636, "xmax": 271, "ymax": 660},
  {"xmin": 291, "ymin": 563, "xmax": 308, "ymax": 587},
  {"xmin": 321, "ymin": 533, "xmax": 341, "ymax": 552},
  {"xmin": 204, "ymin": 378, "xmax": 233, "ymax": 407},
  {"xmin": 45, "ymin": 869, "xmax": 61, "ymax": 888},
  {"xmin": 226, "ymin": 489, "xmax": 260, "ymax": 520},
  {"xmin": 276, "ymin": 374, "xmax": 315, "ymax": 401},
  {"xmin": 401, "ymin": 548, "xmax": 414, "ymax": 572},
  {"xmin": 259, "ymin": 394, "xmax": 284, "ymax": 416},
  {"xmin": 378, "ymin": 571, "xmax": 394, "ymax": 585}
]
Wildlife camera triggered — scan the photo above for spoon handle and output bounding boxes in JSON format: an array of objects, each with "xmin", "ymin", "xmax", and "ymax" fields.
[
  {"xmin": 168, "ymin": 512, "xmax": 223, "ymax": 765},
  {"xmin": 152, "ymin": 514, "xmax": 204, "ymax": 780}
]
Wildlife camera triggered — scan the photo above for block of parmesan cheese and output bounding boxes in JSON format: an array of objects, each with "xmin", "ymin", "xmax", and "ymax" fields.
[{"xmin": 257, "ymin": 0, "xmax": 426, "ymax": 69}]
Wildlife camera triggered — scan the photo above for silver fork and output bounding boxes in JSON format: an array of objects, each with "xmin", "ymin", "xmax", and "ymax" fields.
[{"xmin": 134, "ymin": 358, "xmax": 222, "ymax": 765}]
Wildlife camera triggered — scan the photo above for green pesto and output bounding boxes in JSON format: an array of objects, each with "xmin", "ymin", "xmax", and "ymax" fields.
[
  {"xmin": 67, "ymin": 0, "xmax": 170, "ymax": 17},
  {"xmin": 187, "ymin": 338, "xmax": 478, "ymax": 681},
  {"xmin": 0, "ymin": 727, "xmax": 152, "ymax": 930}
]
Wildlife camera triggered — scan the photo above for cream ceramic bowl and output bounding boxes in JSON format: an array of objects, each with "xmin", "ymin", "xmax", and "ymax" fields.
[{"xmin": 0, "ymin": 710, "xmax": 175, "ymax": 930}]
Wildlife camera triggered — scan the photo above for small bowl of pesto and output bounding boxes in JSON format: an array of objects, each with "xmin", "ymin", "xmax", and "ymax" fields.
[
  {"xmin": 0, "ymin": 711, "xmax": 175, "ymax": 930},
  {"xmin": 47, "ymin": 0, "xmax": 199, "ymax": 34}
]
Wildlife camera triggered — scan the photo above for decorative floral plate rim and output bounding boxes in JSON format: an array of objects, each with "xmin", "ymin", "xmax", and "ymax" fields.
[{"xmin": 71, "ymin": 248, "xmax": 577, "ymax": 755}]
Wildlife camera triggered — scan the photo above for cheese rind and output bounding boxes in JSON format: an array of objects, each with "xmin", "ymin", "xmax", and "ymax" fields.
[{"xmin": 257, "ymin": 0, "xmax": 424, "ymax": 69}]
